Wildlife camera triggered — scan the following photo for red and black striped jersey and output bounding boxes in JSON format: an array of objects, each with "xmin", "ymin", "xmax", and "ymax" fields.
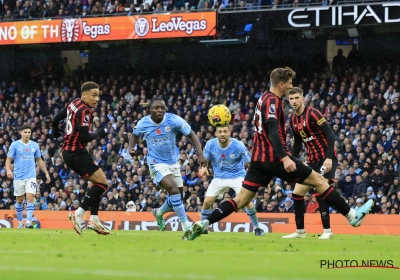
[
  {"xmin": 290, "ymin": 106, "xmax": 337, "ymax": 162},
  {"xmin": 252, "ymin": 91, "xmax": 289, "ymax": 162},
  {"xmin": 62, "ymin": 98, "xmax": 93, "ymax": 152}
]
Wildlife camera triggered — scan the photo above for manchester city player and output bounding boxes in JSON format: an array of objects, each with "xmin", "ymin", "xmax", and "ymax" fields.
[
  {"xmin": 128, "ymin": 97, "xmax": 207, "ymax": 237},
  {"xmin": 201, "ymin": 125, "xmax": 264, "ymax": 236}
]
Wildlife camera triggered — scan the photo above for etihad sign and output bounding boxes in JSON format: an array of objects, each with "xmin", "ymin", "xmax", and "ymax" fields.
[{"xmin": 288, "ymin": 3, "xmax": 400, "ymax": 28}]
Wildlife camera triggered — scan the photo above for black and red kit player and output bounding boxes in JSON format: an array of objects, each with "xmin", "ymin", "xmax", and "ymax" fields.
[
  {"xmin": 285, "ymin": 87, "xmax": 338, "ymax": 240},
  {"xmin": 184, "ymin": 67, "xmax": 373, "ymax": 241},
  {"xmin": 52, "ymin": 81, "xmax": 110, "ymax": 235}
]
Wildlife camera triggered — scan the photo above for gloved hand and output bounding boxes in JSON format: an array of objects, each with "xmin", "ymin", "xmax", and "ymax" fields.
[{"xmin": 98, "ymin": 127, "xmax": 108, "ymax": 137}]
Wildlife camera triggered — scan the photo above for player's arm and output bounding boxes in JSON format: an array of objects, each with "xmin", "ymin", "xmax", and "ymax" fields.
[
  {"xmin": 311, "ymin": 110, "xmax": 335, "ymax": 171},
  {"xmin": 52, "ymin": 107, "xmax": 67, "ymax": 138},
  {"xmin": 36, "ymin": 157, "xmax": 51, "ymax": 183},
  {"xmin": 267, "ymin": 122, "xmax": 289, "ymax": 160},
  {"xmin": 292, "ymin": 133, "xmax": 303, "ymax": 158},
  {"xmin": 5, "ymin": 156, "xmax": 13, "ymax": 179},
  {"xmin": 188, "ymin": 130, "xmax": 207, "ymax": 165},
  {"xmin": 78, "ymin": 109, "xmax": 107, "ymax": 143},
  {"xmin": 128, "ymin": 123, "xmax": 143, "ymax": 157}
]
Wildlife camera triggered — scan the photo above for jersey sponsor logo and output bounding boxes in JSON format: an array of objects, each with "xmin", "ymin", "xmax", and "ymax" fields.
[
  {"xmin": 317, "ymin": 117, "xmax": 327, "ymax": 126},
  {"xmin": 165, "ymin": 126, "xmax": 171, "ymax": 132},
  {"xmin": 300, "ymin": 130, "xmax": 314, "ymax": 143},
  {"xmin": 269, "ymin": 104, "xmax": 276, "ymax": 114},
  {"xmin": 155, "ymin": 129, "xmax": 162, "ymax": 135}
]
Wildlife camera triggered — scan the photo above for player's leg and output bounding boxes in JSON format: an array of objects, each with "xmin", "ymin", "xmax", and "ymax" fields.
[
  {"xmin": 302, "ymin": 169, "xmax": 373, "ymax": 227},
  {"xmin": 25, "ymin": 178, "xmax": 37, "ymax": 228},
  {"xmin": 227, "ymin": 177, "xmax": 264, "ymax": 236},
  {"xmin": 184, "ymin": 162, "xmax": 270, "ymax": 240},
  {"xmin": 201, "ymin": 178, "xmax": 224, "ymax": 221},
  {"xmin": 84, "ymin": 169, "xmax": 109, "ymax": 235},
  {"xmin": 151, "ymin": 164, "xmax": 181, "ymax": 231},
  {"xmin": 282, "ymin": 182, "xmax": 308, "ymax": 239},
  {"xmin": 13, "ymin": 180, "xmax": 25, "ymax": 228},
  {"xmin": 159, "ymin": 174, "xmax": 191, "ymax": 231}
]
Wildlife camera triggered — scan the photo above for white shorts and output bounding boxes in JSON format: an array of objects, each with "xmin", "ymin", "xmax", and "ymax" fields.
[
  {"xmin": 206, "ymin": 177, "xmax": 243, "ymax": 198},
  {"xmin": 13, "ymin": 178, "xmax": 38, "ymax": 196},
  {"xmin": 149, "ymin": 162, "xmax": 183, "ymax": 187}
]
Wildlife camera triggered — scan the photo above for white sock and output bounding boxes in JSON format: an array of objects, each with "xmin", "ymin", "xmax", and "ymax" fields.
[
  {"xmin": 296, "ymin": 229, "xmax": 305, "ymax": 234},
  {"xmin": 324, "ymin": 228, "xmax": 332, "ymax": 233},
  {"xmin": 90, "ymin": 215, "xmax": 100, "ymax": 223},
  {"xmin": 75, "ymin": 207, "xmax": 85, "ymax": 218},
  {"xmin": 182, "ymin": 220, "xmax": 191, "ymax": 230},
  {"xmin": 346, "ymin": 208, "xmax": 356, "ymax": 220}
]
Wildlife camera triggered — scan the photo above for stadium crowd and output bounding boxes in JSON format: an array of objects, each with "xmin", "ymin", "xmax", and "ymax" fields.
[
  {"xmin": 0, "ymin": 0, "xmax": 383, "ymax": 21},
  {"xmin": 0, "ymin": 49, "xmax": 400, "ymax": 216}
]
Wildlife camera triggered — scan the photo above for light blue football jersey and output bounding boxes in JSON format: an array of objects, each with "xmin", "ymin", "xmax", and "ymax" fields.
[
  {"xmin": 203, "ymin": 138, "xmax": 250, "ymax": 179},
  {"xmin": 7, "ymin": 140, "xmax": 41, "ymax": 180},
  {"xmin": 133, "ymin": 113, "xmax": 192, "ymax": 165}
]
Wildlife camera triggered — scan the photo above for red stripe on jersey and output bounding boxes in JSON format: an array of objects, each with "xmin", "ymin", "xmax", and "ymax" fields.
[
  {"xmin": 251, "ymin": 91, "xmax": 288, "ymax": 163},
  {"xmin": 62, "ymin": 99, "xmax": 93, "ymax": 152}
]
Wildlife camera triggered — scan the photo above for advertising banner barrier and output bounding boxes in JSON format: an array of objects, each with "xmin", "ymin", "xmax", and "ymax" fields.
[
  {"xmin": 0, "ymin": 12, "xmax": 216, "ymax": 45},
  {"xmin": 0, "ymin": 211, "xmax": 398, "ymax": 235}
]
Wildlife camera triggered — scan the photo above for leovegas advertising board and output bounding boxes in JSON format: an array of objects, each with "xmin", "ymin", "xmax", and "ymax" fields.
[
  {"xmin": 0, "ymin": 12, "xmax": 216, "ymax": 45},
  {"xmin": 0, "ymin": 211, "xmax": 399, "ymax": 235}
]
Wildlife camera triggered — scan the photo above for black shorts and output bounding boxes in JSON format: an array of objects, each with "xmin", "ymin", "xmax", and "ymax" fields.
[
  {"xmin": 243, "ymin": 156, "xmax": 313, "ymax": 192},
  {"xmin": 307, "ymin": 158, "xmax": 338, "ymax": 183},
  {"xmin": 62, "ymin": 150, "xmax": 99, "ymax": 178}
]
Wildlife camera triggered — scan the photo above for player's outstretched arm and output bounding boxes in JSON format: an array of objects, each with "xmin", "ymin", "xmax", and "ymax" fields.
[
  {"xmin": 188, "ymin": 130, "xmax": 207, "ymax": 166},
  {"xmin": 52, "ymin": 107, "xmax": 67, "ymax": 138},
  {"xmin": 79, "ymin": 126, "xmax": 107, "ymax": 143}
]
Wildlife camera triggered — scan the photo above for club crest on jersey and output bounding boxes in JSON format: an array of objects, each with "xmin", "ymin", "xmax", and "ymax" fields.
[
  {"xmin": 165, "ymin": 126, "xmax": 171, "ymax": 132},
  {"xmin": 221, "ymin": 154, "xmax": 226, "ymax": 159},
  {"xmin": 155, "ymin": 129, "xmax": 162, "ymax": 135},
  {"xmin": 31, "ymin": 148, "xmax": 35, "ymax": 152},
  {"xmin": 230, "ymin": 154, "xmax": 235, "ymax": 159}
]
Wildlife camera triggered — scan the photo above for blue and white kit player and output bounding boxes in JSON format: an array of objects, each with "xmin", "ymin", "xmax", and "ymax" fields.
[
  {"xmin": 5, "ymin": 125, "xmax": 50, "ymax": 228},
  {"xmin": 200, "ymin": 125, "xmax": 264, "ymax": 236},
  {"xmin": 128, "ymin": 97, "xmax": 207, "ymax": 236}
]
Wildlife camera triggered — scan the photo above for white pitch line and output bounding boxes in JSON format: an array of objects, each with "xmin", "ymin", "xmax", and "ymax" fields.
[{"xmin": 0, "ymin": 265, "xmax": 340, "ymax": 280}]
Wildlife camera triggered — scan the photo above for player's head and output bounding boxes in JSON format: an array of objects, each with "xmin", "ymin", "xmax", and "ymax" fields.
[
  {"xmin": 215, "ymin": 125, "xmax": 229, "ymax": 144},
  {"xmin": 146, "ymin": 97, "xmax": 167, "ymax": 123},
  {"xmin": 270, "ymin": 67, "xmax": 296, "ymax": 96},
  {"xmin": 18, "ymin": 124, "xmax": 32, "ymax": 141},
  {"xmin": 81, "ymin": 81, "xmax": 100, "ymax": 108},
  {"xmin": 288, "ymin": 87, "xmax": 304, "ymax": 112}
]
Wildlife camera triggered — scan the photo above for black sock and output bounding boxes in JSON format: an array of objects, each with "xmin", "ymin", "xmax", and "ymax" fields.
[
  {"xmin": 320, "ymin": 186, "xmax": 350, "ymax": 216},
  {"xmin": 207, "ymin": 200, "xmax": 237, "ymax": 225},
  {"xmin": 293, "ymin": 194, "xmax": 305, "ymax": 230},
  {"xmin": 81, "ymin": 184, "xmax": 107, "ymax": 212},
  {"xmin": 316, "ymin": 194, "xmax": 330, "ymax": 229}
]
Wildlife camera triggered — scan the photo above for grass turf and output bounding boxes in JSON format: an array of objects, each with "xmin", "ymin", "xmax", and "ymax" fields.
[{"xmin": 0, "ymin": 229, "xmax": 399, "ymax": 280}]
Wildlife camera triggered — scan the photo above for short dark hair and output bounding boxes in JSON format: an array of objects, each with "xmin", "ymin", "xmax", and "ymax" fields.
[
  {"xmin": 288, "ymin": 87, "xmax": 304, "ymax": 96},
  {"xmin": 81, "ymin": 81, "xmax": 99, "ymax": 93},
  {"xmin": 19, "ymin": 124, "xmax": 32, "ymax": 131},
  {"xmin": 270, "ymin": 67, "xmax": 296, "ymax": 86}
]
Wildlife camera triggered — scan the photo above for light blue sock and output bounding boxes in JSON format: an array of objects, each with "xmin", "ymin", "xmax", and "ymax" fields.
[
  {"xmin": 170, "ymin": 194, "xmax": 189, "ymax": 228},
  {"xmin": 26, "ymin": 202, "xmax": 35, "ymax": 223},
  {"xmin": 15, "ymin": 203, "xmax": 23, "ymax": 222},
  {"xmin": 201, "ymin": 208, "xmax": 212, "ymax": 221},
  {"xmin": 245, "ymin": 207, "xmax": 259, "ymax": 228},
  {"xmin": 157, "ymin": 196, "xmax": 173, "ymax": 216}
]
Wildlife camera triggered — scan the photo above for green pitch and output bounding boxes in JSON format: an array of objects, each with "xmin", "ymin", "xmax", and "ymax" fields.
[{"xmin": 0, "ymin": 229, "xmax": 399, "ymax": 280}]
